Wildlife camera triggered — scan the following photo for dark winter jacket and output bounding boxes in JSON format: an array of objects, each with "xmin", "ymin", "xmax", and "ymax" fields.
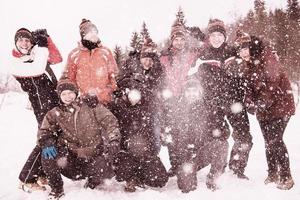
[
  {"xmin": 160, "ymin": 47, "xmax": 198, "ymax": 97},
  {"xmin": 197, "ymin": 42, "xmax": 237, "ymax": 106},
  {"xmin": 238, "ymin": 37, "xmax": 295, "ymax": 121},
  {"xmin": 38, "ymin": 101, "xmax": 121, "ymax": 159},
  {"xmin": 120, "ymin": 51, "xmax": 164, "ymax": 92},
  {"xmin": 112, "ymin": 54, "xmax": 163, "ymax": 158},
  {"xmin": 193, "ymin": 42, "xmax": 236, "ymax": 140}
]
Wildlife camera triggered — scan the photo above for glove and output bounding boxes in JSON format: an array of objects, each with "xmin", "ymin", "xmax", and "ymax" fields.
[
  {"xmin": 42, "ymin": 146, "xmax": 57, "ymax": 159},
  {"xmin": 83, "ymin": 94, "xmax": 99, "ymax": 108},
  {"xmin": 32, "ymin": 29, "xmax": 49, "ymax": 47}
]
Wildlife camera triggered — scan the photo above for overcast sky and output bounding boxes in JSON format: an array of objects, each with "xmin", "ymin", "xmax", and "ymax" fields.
[{"xmin": 0, "ymin": 0, "xmax": 287, "ymax": 72}]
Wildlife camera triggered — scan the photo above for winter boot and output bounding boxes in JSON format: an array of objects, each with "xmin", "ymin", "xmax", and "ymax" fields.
[
  {"xmin": 206, "ymin": 173, "xmax": 219, "ymax": 191},
  {"xmin": 177, "ymin": 163, "xmax": 197, "ymax": 193},
  {"xmin": 48, "ymin": 188, "xmax": 64, "ymax": 200},
  {"xmin": 37, "ymin": 176, "xmax": 48, "ymax": 186},
  {"xmin": 167, "ymin": 167, "xmax": 177, "ymax": 177},
  {"xmin": 232, "ymin": 171, "xmax": 249, "ymax": 180},
  {"xmin": 276, "ymin": 177, "xmax": 294, "ymax": 190},
  {"xmin": 124, "ymin": 179, "xmax": 145, "ymax": 192},
  {"xmin": 124, "ymin": 180, "xmax": 137, "ymax": 192},
  {"xmin": 264, "ymin": 173, "xmax": 279, "ymax": 185},
  {"xmin": 19, "ymin": 181, "xmax": 46, "ymax": 193}
]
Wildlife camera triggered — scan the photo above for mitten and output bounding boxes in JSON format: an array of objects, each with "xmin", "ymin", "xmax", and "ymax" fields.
[{"xmin": 83, "ymin": 94, "xmax": 99, "ymax": 108}]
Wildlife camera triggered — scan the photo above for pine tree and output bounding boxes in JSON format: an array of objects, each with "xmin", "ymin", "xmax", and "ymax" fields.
[
  {"xmin": 130, "ymin": 31, "xmax": 143, "ymax": 52},
  {"xmin": 114, "ymin": 45, "xmax": 124, "ymax": 69},
  {"xmin": 140, "ymin": 21, "xmax": 150, "ymax": 41},
  {"xmin": 175, "ymin": 6, "xmax": 186, "ymax": 26},
  {"xmin": 253, "ymin": 0, "xmax": 268, "ymax": 37},
  {"xmin": 287, "ymin": 0, "xmax": 300, "ymax": 21},
  {"xmin": 285, "ymin": 0, "xmax": 300, "ymax": 80}
]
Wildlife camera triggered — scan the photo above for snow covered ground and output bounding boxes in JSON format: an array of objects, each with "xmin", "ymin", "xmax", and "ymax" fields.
[{"xmin": 0, "ymin": 92, "xmax": 299, "ymax": 200}]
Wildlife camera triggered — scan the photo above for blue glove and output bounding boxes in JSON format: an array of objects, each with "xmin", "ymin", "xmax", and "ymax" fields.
[{"xmin": 42, "ymin": 146, "xmax": 57, "ymax": 159}]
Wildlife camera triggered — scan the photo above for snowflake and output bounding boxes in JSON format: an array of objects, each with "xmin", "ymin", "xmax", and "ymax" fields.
[
  {"xmin": 236, "ymin": 58, "xmax": 243, "ymax": 64},
  {"xmin": 254, "ymin": 60, "xmax": 260, "ymax": 65},
  {"xmin": 55, "ymin": 111, "xmax": 60, "ymax": 116},
  {"xmin": 230, "ymin": 102, "xmax": 243, "ymax": 114}
]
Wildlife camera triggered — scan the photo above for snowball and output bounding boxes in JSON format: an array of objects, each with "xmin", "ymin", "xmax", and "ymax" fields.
[
  {"xmin": 165, "ymin": 126, "xmax": 172, "ymax": 133},
  {"xmin": 162, "ymin": 89, "xmax": 173, "ymax": 100},
  {"xmin": 182, "ymin": 163, "xmax": 194, "ymax": 174},
  {"xmin": 128, "ymin": 89, "xmax": 141, "ymax": 105},
  {"xmin": 57, "ymin": 157, "xmax": 68, "ymax": 168},
  {"xmin": 212, "ymin": 129, "xmax": 222, "ymax": 137},
  {"xmin": 233, "ymin": 154, "xmax": 240, "ymax": 160},
  {"xmin": 230, "ymin": 102, "xmax": 243, "ymax": 114},
  {"xmin": 165, "ymin": 134, "xmax": 173, "ymax": 144}
]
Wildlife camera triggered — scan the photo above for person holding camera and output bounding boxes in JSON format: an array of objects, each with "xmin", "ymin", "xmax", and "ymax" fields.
[{"xmin": 10, "ymin": 28, "xmax": 63, "ymax": 192}]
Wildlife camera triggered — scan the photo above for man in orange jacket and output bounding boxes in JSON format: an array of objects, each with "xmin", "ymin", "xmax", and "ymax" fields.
[{"xmin": 62, "ymin": 19, "xmax": 119, "ymax": 105}]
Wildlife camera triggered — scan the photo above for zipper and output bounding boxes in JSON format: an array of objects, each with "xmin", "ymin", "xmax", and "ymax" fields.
[
  {"xmin": 31, "ymin": 77, "xmax": 43, "ymax": 109},
  {"xmin": 73, "ymin": 106, "xmax": 80, "ymax": 136}
]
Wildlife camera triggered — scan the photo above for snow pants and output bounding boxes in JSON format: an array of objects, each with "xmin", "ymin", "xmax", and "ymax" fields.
[
  {"xmin": 114, "ymin": 151, "xmax": 168, "ymax": 188},
  {"xmin": 258, "ymin": 117, "xmax": 292, "ymax": 181},
  {"xmin": 41, "ymin": 147, "xmax": 114, "ymax": 192},
  {"xmin": 176, "ymin": 139, "xmax": 229, "ymax": 193},
  {"xmin": 227, "ymin": 106, "xmax": 253, "ymax": 175}
]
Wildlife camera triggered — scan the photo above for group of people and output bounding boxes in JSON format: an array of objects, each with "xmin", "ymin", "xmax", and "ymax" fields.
[{"xmin": 10, "ymin": 16, "xmax": 295, "ymax": 199}]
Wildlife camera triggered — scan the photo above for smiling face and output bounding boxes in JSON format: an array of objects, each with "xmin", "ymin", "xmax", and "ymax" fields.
[
  {"xmin": 208, "ymin": 32, "xmax": 225, "ymax": 48},
  {"xmin": 238, "ymin": 47, "xmax": 251, "ymax": 61},
  {"xmin": 140, "ymin": 57, "xmax": 154, "ymax": 70},
  {"xmin": 172, "ymin": 36, "xmax": 186, "ymax": 51},
  {"xmin": 16, "ymin": 37, "xmax": 33, "ymax": 55},
  {"xmin": 60, "ymin": 90, "xmax": 76, "ymax": 105}
]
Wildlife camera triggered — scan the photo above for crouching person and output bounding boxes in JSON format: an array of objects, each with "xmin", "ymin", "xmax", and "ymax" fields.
[
  {"xmin": 38, "ymin": 79, "xmax": 120, "ymax": 199},
  {"xmin": 112, "ymin": 70, "xmax": 168, "ymax": 192},
  {"xmin": 173, "ymin": 77, "xmax": 229, "ymax": 193}
]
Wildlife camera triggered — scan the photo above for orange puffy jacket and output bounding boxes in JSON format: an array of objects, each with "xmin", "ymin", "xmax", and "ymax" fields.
[{"xmin": 63, "ymin": 43, "xmax": 119, "ymax": 104}]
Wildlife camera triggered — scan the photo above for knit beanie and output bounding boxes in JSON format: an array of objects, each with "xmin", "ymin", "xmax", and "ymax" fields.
[
  {"xmin": 170, "ymin": 21, "xmax": 187, "ymax": 41},
  {"xmin": 234, "ymin": 31, "xmax": 251, "ymax": 49},
  {"xmin": 56, "ymin": 79, "xmax": 79, "ymax": 97},
  {"xmin": 140, "ymin": 38, "xmax": 157, "ymax": 58},
  {"xmin": 79, "ymin": 18, "xmax": 98, "ymax": 38},
  {"xmin": 207, "ymin": 19, "xmax": 226, "ymax": 37},
  {"xmin": 14, "ymin": 28, "xmax": 34, "ymax": 44}
]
